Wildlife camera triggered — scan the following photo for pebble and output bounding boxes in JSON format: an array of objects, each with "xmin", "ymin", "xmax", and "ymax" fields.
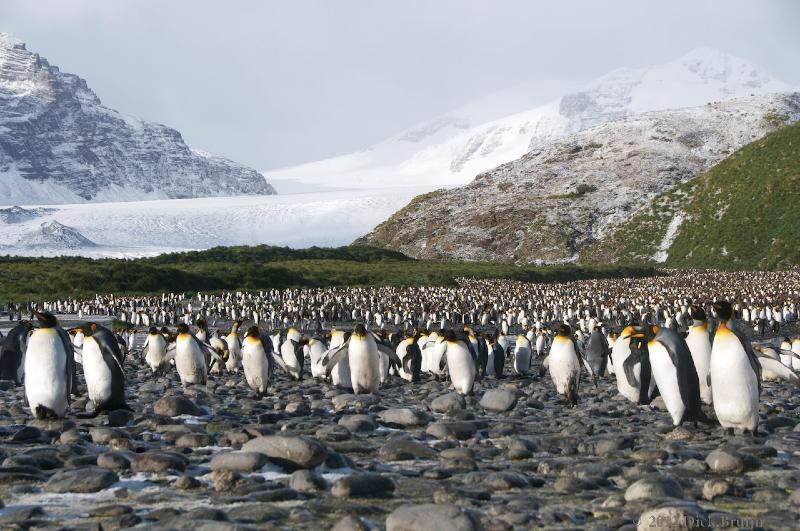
[
  {"xmin": 386, "ymin": 504, "xmax": 482, "ymax": 531},
  {"xmin": 242, "ymin": 434, "xmax": 327, "ymax": 469}
]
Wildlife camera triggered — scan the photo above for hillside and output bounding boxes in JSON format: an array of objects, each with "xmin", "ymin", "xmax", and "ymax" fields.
[
  {"xmin": 0, "ymin": 245, "xmax": 655, "ymax": 304},
  {"xmin": 0, "ymin": 32, "xmax": 275, "ymax": 204},
  {"xmin": 356, "ymin": 93, "xmax": 800, "ymax": 263},
  {"xmin": 583, "ymin": 121, "xmax": 800, "ymax": 269}
]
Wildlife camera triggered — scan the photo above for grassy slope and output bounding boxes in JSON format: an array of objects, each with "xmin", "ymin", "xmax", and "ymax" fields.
[
  {"xmin": 0, "ymin": 245, "xmax": 655, "ymax": 304},
  {"xmin": 583, "ymin": 121, "xmax": 800, "ymax": 269}
]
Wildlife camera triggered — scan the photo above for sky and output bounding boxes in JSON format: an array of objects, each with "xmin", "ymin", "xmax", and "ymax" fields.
[{"xmin": 2, "ymin": 0, "xmax": 799, "ymax": 170}]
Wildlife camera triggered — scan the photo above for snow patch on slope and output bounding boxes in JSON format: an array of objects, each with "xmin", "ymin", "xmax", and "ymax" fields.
[{"xmin": 653, "ymin": 214, "xmax": 685, "ymax": 263}]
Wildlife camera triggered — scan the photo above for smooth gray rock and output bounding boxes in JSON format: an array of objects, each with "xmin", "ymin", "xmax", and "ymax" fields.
[
  {"xmin": 378, "ymin": 408, "xmax": 429, "ymax": 428},
  {"xmin": 45, "ymin": 467, "xmax": 118, "ymax": 493},
  {"xmin": 479, "ymin": 389, "xmax": 518, "ymax": 412},
  {"xmin": 153, "ymin": 395, "xmax": 205, "ymax": 417},
  {"xmin": 242, "ymin": 434, "xmax": 327, "ymax": 470},
  {"xmin": 625, "ymin": 475, "xmax": 684, "ymax": 501},
  {"xmin": 386, "ymin": 504, "xmax": 483, "ymax": 531},
  {"xmin": 210, "ymin": 452, "xmax": 268, "ymax": 473},
  {"xmin": 331, "ymin": 473, "xmax": 395, "ymax": 498},
  {"xmin": 430, "ymin": 393, "xmax": 466, "ymax": 414}
]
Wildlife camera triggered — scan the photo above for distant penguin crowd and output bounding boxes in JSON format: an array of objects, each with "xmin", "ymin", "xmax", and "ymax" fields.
[{"xmin": 2, "ymin": 268, "xmax": 799, "ymax": 436}]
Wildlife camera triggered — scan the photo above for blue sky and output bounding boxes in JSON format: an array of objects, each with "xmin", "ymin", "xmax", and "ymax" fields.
[{"xmin": 2, "ymin": 0, "xmax": 798, "ymax": 170}]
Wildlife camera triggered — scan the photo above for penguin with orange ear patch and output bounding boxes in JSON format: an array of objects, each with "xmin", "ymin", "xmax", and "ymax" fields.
[{"xmin": 710, "ymin": 300, "xmax": 761, "ymax": 436}]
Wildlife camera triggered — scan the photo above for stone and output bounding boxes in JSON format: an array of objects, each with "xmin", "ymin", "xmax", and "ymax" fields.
[
  {"xmin": 386, "ymin": 504, "xmax": 482, "ymax": 531},
  {"xmin": 97, "ymin": 452, "xmax": 132, "ymax": 470},
  {"xmin": 11, "ymin": 426, "xmax": 42, "ymax": 442},
  {"xmin": 637, "ymin": 502, "xmax": 708, "ymax": 531},
  {"xmin": 175, "ymin": 432, "xmax": 215, "ymax": 448},
  {"xmin": 702, "ymin": 479, "xmax": 733, "ymax": 500},
  {"xmin": 242, "ymin": 434, "xmax": 327, "ymax": 470},
  {"xmin": 331, "ymin": 473, "xmax": 395, "ymax": 498},
  {"xmin": 45, "ymin": 467, "xmax": 118, "ymax": 493},
  {"xmin": 705, "ymin": 448, "xmax": 747, "ymax": 474},
  {"xmin": 107, "ymin": 409, "xmax": 133, "ymax": 427},
  {"xmin": 332, "ymin": 515, "xmax": 370, "ymax": 531},
  {"xmin": 289, "ymin": 469, "xmax": 327, "ymax": 492},
  {"xmin": 479, "ymin": 389, "xmax": 518, "ymax": 412},
  {"xmin": 430, "ymin": 393, "xmax": 466, "ymax": 414},
  {"xmin": 426, "ymin": 421, "xmax": 477, "ymax": 440},
  {"xmin": 210, "ymin": 452, "xmax": 268, "ymax": 473},
  {"xmin": 131, "ymin": 451, "xmax": 187, "ymax": 473},
  {"xmin": 338, "ymin": 414, "xmax": 376, "ymax": 433},
  {"xmin": 625, "ymin": 475, "xmax": 683, "ymax": 501},
  {"xmin": 153, "ymin": 395, "xmax": 205, "ymax": 417},
  {"xmin": 378, "ymin": 408, "xmax": 429, "ymax": 428}
]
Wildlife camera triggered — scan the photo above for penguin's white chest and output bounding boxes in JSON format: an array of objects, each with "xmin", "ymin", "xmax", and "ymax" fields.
[
  {"xmin": 242, "ymin": 339, "xmax": 270, "ymax": 393},
  {"xmin": 82, "ymin": 339, "xmax": 113, "ymax": 406},
  {"xmin": 647, "ymin": 341, "xmax": 685, "ymax": 425},
  {"xmin": 685, "ymin": 326, "xmax": 712, "ymax": 404},
  {"xmin": 175, "ymin": 337, "xmax": 206, "ymax": 384},
  {"xmin": 24, "ymin": 329, "xmax": 68, "ymax": 417},
  {"xmin": 548, "ymin": 339, "xmax": 580, "ymax": 393},
  {"xmin": 145, "ymin": 335, "xmax": 167, "ymax": 370},
  {"xmin": 710, "ymin": 329, "xmax": 759, "ymax": 431},
  {"xmin": 348, "ymin": 337, "xmax": 379, "ymax": 394},
  {"xmin": 445, "ymin": 342, "xmax": 475, "ymax": 395},
  {"xmin": 513, "ymin": 343, "xmax": 531, "ymax": 374},
  {"xmin": 612, "ymin": 337, "xmax": 639, "ymax": 403}
]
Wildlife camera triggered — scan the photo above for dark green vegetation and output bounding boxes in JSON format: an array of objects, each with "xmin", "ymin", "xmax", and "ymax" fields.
[
  {"xmin": 585, "ymin": 121, "xmax": 800, "ymax": 269},
  {"xmin": 0, "ymin": 245, "xmax": 655, "ymax": 304}
]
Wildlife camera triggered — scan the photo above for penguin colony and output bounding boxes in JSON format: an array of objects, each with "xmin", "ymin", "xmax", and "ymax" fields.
[{"xmin": 2, "ymin": 268, "xmax": 799, "ymax": 438}]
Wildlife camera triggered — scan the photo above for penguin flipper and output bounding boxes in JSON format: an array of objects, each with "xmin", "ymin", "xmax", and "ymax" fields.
[
  {"xmin": 56, "ymin": 328, "xmax": 75, "ymax": 401},
  {"xmin": 323, "ymin": 340, "xmax": 350, "ymax": 377},
  {"xmin": 622, "ymin": 350, "xmax": 641, "ymax": 389},
  {"xmin": 729, "ymin": 325, "xmax": 762, "ymax": 395},
  {"xmin": 376, "ymin": 343, "xmax": 402, "ymax": 366}
]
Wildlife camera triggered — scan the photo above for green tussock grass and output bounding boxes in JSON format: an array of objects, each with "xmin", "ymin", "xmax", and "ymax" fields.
[
  {"xmin": 584, "ymin": 120, "xmax": 800, "ymax": 269},
  {"xmin": 0, "ymin": 245, "xmax": 656, "ymax": 305}
]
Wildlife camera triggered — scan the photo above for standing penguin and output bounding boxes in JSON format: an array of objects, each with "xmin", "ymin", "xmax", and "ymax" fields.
[
  {"xmin": 396, "ymin": 334, "xmax": 422, "ymax": 382},
  {"xmin": 546, "ymin": 324, "xmax": 593, "ymax": 407},
  {"xmin": 512, "ymin": 334, "xmax": 532, "ymax": 375},
  {"xmin": 0, "ymin": 321, "xmax": 33, "ymax": 384},
  {"xmin": 325, "ymin": 324, "xmax": 400, "ymax": 394},
  {"xmin": 709, "ymin": 300, "xmax": 761, "ymax": 436},
  {"xmin": 224, "ymin": 320, "xmax": 243, "ymax": 373},
  {"xmin": 328, "ymin": 330, "xmax": 352, "ymax": 389},
  {"xmin": 307, "ymin": 337, "xmax": 329, "ymax": 379},
  {"xmin": 628, "ymin": 325, "xmax": 708, "ymax": 427},
  {"xmin": 24, "ymin": 312, "xmax": 73, "ymax": 419},
  {"xmin": 142, "ymin": 326, "xmax": 170, "ymax": 375},
  {"xmin": 438, "ymin": 330, "xmax": 477, "ymax": 395},
  {"xmin": 584, "ymin": 324, "xmax": 610, "ymax": 377},
  {"xmin": 241, "ymin": 326, "xmax": 281, "ymax": 398},
  {"xmin": 685, "ymin": 305, "xmax": 713, "ymax": 405},
  {"xmin": 169, "ymin": 323, "xmax": 215, "ymax": 386},
  {"xmin": 279, "ymin": 335, "xmax": 304, "ymax": 380},
  {"xmin": 76, "ymin": 323, "xmax": 129, "ymax": 416}
]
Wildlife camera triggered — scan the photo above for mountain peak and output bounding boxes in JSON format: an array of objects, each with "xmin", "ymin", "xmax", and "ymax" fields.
[
  {"xmin": 0, "ymin": 32, "xmax": 24, "ymax": 50},
  {"xmin": 0, "ymin": 34, "xmax": 276, "ymax": 204}
]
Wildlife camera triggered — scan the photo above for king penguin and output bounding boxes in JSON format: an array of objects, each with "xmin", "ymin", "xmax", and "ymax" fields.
[
  {"xmin": 546, "ymin": 324, "xmax": 592, "ymax": 407},
  {"xmin": 438, "ymin": 329, "xmax": 477, "ymax": 395},
  {"xmin": 170, "ymin": 323, "xmax": 215, "ymax": 386},
  {"xmin": 629, "ymin": 325, "xmax": 708, "ymax": 427},
  {"xmin": 0, "ymin": 321, "xmax": 33, "ymax": 384},
  {"xmin": 242, "ymin": 326, "xmax": 281, "ymax": 398},
  {"xmin": 24, "ymin": 312, "xmax": 73, "ymax": 419},
  {"xmin": 77, "ymin": 323, "xmax": 129, "ymax": 416},
  {"xmin": 709, "ymin": 300, "xmax": 761, "ymax": 436},
  {"xmin": 142, "ymin": 326, "xmax": 170, "ymax": 375},
  {"xmin": 512, "ymin": 334, "xmax": 532, "ymax": 375},
  {"xmin": 224, "ymin": 320, "xmax": 243, "ymax": 373},
  {"xmin": 685, "ymin": 305, "xmax": 713, "ymax": 405}
]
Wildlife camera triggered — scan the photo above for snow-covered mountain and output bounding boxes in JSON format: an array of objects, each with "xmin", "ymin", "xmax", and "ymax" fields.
[
  {"xmin": 267, "ymin": 48, "xmax": 792, "ymax": 190},
  {"xmin": 0, "ymin": 33, "xmax": 275, "ymax": 205}
]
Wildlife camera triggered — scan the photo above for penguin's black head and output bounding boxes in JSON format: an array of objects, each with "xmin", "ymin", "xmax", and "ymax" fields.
[
  {"xmin": 626, "ymin": 325, "xmax": 657, "ymax": 342},
  {"xmin": 79, "ymin": 323, "xmax": 95, "ymax": 337},
  {"xmin": 149, "ymin": 326, "xmax": 158, "ymax": 334},
  {"xmin": 556, "ymin": 324, "xmax": 572, "ymax": 337},
  {"xmin": 19, "ymin": 320, "xmax": 33, "ymax": 331},
  {"xmin": 245, "ymin": 326, "xmax": 260, "ymax": 338},
  {"xmin": 197, "ymin": 318, "xmax": 206, "ymax": 329},
  {"xmin": 441, "ymin": 329, "xmax": 457, "ymax": 342},
  {"xmin": 711, "ymin": 300, "xmax": 734, "ymax": 321},
  {"xmin": 353, "ymin": 324, "xmax": 367, "ymax": 337},
  {"xmin": 160, "ymin": 326, "xmax": 170, "ymax": 335},
  {"xmin": 689, "ymin": 305, "xmax": 706, "ymax": 322},
  {"xmin": 176, "ymin": 323, "xmax": 190, "ymax": 335},
  {"xmin": 34, "ymin": 312, "xmax": 58, "ymax": 328}
]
